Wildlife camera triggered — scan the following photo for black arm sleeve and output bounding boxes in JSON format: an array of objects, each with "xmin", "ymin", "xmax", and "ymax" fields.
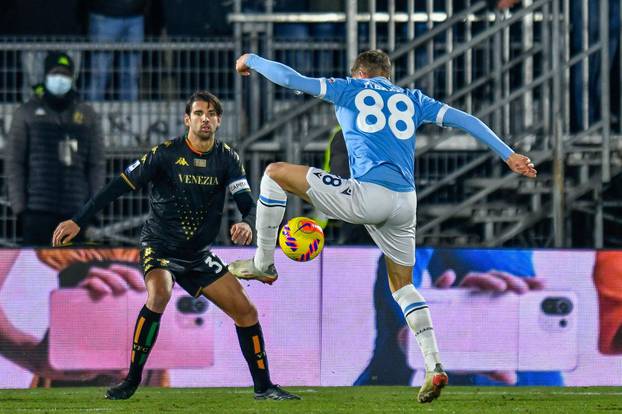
[
  {"xmin": 72, "ymin": 176, "xmax": 133, "ymax": 227},
  {"xmin": 233, "ymin": 191, "xmax": 256, "ymax": 229}
]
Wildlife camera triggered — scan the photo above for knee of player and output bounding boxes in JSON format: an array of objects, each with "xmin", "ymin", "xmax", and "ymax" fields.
[
  {"xmin": 264, "ymin": 162, "xmax": 286, "ymax": 180},
  {"xmin": 236, "ymin": 302, "xmax": 258, "ymax": 325},
  {"xmin": 147, "ymin": 287, "xmax": 172, "ymax": 309}
]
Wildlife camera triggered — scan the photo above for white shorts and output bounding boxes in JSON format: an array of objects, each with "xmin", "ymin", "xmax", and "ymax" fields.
[{"xmin": 305, "ymin": 168, "xmax": 417, "ymax": 266}]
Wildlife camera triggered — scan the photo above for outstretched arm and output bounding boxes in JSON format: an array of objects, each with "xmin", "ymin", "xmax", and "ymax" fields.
[
  {"xmin": 443, "ymin": 107, "xmax": 537, "ymax": 178},
  {"xmin": 53, "ymin": 143, "xmax": 164, "ymax": 246},
  {"xmin": 236, "ymin": 53, "xmax": 323, "ymax": 96},
  {"xmin": 52, "ymin": 177, "xmax": 132, "ymax": 246}
]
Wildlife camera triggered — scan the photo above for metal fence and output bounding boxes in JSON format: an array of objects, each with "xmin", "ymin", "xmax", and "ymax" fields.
[
  {"xmin": 0, "ymin": 0, "xmax": 620, "ymax": 247},
  {"xmin": 230, "ymin": 0, "xmax": 622, "ymax": 248}
]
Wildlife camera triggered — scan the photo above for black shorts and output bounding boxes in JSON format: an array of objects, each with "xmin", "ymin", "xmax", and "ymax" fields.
[{"xmin": 140, "ymin": 243, "xmax": 228, "ymax": 297}]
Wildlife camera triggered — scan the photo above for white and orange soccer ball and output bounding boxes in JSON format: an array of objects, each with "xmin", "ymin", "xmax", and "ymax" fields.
[{"xmin": 279, "ymin": 217, "xmax": 325, "ymax": 262}]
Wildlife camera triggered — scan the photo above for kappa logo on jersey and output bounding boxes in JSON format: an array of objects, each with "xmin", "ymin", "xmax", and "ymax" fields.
[{"xmin": 175, "ymin": 157, "xmax": 189, "ymax": 166}]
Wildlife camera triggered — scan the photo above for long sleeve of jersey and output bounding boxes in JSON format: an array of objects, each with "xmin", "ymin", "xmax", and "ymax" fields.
[
  {"xmin": 233, "ymin": 191, "xmax": 256, "ymax": 229},
  {"xmin": 72, "ymin": 176, "xmax": 133, "ymax": 228},
  {"xmin": 222, "ymin": 143, "xmax": 256, "ymax": 229},
  {"xmin": 246, "ymin": 54, "xmax": 322, "ymax": 96},
  {"xmin": 442, "ymin": 107, "xmax": 514, "ymax": 161},
  {"xmin": 71, "ymin": 143, "xmax": 164, "ymax": 228}
]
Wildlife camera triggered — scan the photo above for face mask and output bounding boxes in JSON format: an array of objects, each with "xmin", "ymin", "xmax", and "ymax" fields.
[{"xmin": 45, "ymin": 74, "xmax": 73, "ymax": 96}]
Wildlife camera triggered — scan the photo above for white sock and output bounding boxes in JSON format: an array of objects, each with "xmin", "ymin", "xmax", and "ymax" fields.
[
  {"xmin": 393, "ymin": 284, "xmax": 442, "ymax": 372},
  {"xmin": 254, "ymin": 174, "xmax": 287, "ymax": 272}
]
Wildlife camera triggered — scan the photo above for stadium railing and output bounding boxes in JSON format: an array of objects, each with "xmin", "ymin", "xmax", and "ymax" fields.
[
  {"xmin": 228, "ymin": 0, "xmax": 622, "ymax": 248},
  {"xmin": 0, "ymin": 0, "xmax": 619, "ymax": 247}
]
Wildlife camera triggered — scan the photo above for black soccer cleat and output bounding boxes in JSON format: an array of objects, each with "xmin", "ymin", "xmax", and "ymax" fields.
[
  {"xmin": 105, "ymin": 379, "xmax": 140, "ymax": 400},
  {"xmin": 254, "ymin": 385, "xmax": 301, "ymax": 400}
]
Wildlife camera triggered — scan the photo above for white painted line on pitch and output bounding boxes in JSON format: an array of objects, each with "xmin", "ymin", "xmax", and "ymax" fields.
[
  {"xmin": 140, "ymin": 388, "xmax": 320, "ymax": 395},
  {"xmin": 226, "ymin": 389, "xmax": 318, "ymax": 394},
  {"xmin": 11, "ymin": 409, "xmax": 114, "ymax": 412},
  {"xmin": 134, "ymin": 389, "xmax": 622, "ymax": 396},
  {"xmin": 449, "ymin": 390, "xmax": 622, "ymax": 396}
]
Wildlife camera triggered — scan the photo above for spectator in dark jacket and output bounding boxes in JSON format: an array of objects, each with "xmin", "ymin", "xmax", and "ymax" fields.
[{"xmin": 6, "ymin": 51, "xmax": 105, "ymax": 245}]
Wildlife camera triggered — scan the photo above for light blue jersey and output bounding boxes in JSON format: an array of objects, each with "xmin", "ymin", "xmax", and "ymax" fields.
[
  {"xmin": 318, "ymin": 76, "xmax": 445, "ymax": 191},
  {"xmin": 246, "ymin": 54, "xmax": 514, "ymax": 192}
]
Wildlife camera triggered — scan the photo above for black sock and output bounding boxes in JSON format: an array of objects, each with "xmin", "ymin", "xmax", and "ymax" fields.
[
  {"xmin": 236, "ymin": 322, "xmax": 272, "ymax": 393},
  {"xmin": 127, "ymin": 305, "xmax": 162, "ymax": 384}
]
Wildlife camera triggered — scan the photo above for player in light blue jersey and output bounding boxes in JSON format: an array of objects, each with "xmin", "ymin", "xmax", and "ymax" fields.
[{"xmin": 229, "ymin": 50, "xmax": 537, "ymax": 403}]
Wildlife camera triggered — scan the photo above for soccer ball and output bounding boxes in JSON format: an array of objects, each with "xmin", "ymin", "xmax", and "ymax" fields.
[{"xmin": 279, "ymin": 217, "xmax": 325, "ymax": 262}]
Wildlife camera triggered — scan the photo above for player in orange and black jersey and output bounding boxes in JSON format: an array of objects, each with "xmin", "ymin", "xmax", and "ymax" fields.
[{"xmin": 52, "ymin": 91, "xmax": 299, "ymax": 402}]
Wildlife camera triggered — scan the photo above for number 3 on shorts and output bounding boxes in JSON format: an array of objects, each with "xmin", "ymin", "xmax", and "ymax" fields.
[{"xmin": 205, "ymin": 255, "xmax": 223, "ymax": 273}]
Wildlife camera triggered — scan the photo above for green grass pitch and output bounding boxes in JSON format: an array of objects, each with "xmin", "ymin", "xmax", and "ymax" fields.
[{"xmin": 0, "ymin": 386, "xmax": 621, "ymax": 413}]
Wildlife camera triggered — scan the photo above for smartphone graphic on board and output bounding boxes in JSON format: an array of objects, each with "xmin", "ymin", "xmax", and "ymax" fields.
[
  {"xmin": 49, "ymin": 289, "xmax": 214, "ymax": 370},
  {"xmin": 407, "ymin": 289, "xmax": 578, "ymax": 371}
]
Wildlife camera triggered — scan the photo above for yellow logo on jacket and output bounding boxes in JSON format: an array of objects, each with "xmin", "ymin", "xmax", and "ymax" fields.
[{"xmin": 73, "ymin": 111, "xmax": 84, "ymax": 124}]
